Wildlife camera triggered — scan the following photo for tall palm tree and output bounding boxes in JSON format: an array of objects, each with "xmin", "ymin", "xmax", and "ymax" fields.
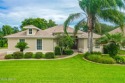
[{"xmin": 64, "ymin": 0, "xmax": 125, "ymax": 53}]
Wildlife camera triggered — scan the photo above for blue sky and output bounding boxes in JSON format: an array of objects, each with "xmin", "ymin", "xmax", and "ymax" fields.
[{"xmin": 0, "ymin": 0, "xmax": 82, "ymax": 28}]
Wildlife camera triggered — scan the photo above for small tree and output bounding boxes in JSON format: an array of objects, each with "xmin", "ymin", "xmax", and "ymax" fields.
[
  {"xmin": 15, "ymin": 42, "xmax": 29, "ymax": 52},
  {"xmin": 56, "ymin": 34, "xmax": 74, "ymax": 55}
]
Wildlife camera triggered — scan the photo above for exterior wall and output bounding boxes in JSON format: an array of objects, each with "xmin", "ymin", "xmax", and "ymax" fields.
[
  {"xmin": 78, "ymin": 38, "xmax": 103, "ymax": 53},
  {"xmin": 7, "ymin": 37, "xmax": 102, "ymax": 54},
  {"xmin": 8, "ymin": 38, "xmax": 19, "ymax": 51},
  {"xmin": 27, "ymin": 29, "xmax": 37, "ymax": 35},
  {"xmin": 7, "ymin": 38, "xmax": 54, "ymax": 54},
  {"xmin": 78, "ymin": 39, "xmax": 84, "ymax": 52},
  {"xmin": 42, "ymin": 39, "xmax": 54, "ymax": 52}
]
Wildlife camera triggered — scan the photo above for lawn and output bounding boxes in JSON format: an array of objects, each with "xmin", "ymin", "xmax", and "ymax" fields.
[{"xmin": 0, "ymin": 54, "xmax": 125, "ymax": 83}]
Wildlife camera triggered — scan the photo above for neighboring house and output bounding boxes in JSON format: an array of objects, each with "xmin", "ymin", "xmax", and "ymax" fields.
[
  {"xmin": 108, "ymin": 27, "xmax": 125, "ymax": 50},
  {"xmin": 5, "ymin": 25, "xmax": 102, "ymax": 54},
  {"xmin": 109, "ymin": 27, "xmax": 125, "ymax": 34}
]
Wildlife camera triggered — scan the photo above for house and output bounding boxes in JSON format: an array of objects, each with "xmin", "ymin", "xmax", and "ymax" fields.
[
  {"xmin": 108, "ymin": 27, "xmax": 125, "ymax": 50},
  {"xmin": 5, "ymin": 25, "xmax": 102, "ymax": 54}
]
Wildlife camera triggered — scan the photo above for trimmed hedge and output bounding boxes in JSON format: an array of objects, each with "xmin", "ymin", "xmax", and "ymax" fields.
[
  {"xmin": 35, "ymin": 52, "xmax": 43, "ymax": 59},
  {"xmin": 84, "ymin": 52, "xmax": 116, "ymax": 64},
  {"xmin": 13, "ymin": 51, "xmax": 23, "ymax": 59},
  {"xmin": 45, "ymin": 52, "xmax": 54, "ymax": 59},
  {"xmin": 113, "ymin": 56, "xmax": 125, "ymax": 64},
  {"xmin": 5, "ymin": 54, "xmax": 13, "ymax": 59},
  {"xmin": 55, "ymin": 46, "xmax": 62, "ymax": 55},
  {"xmin": 63, "ymin": 49, "xmax": 74, "ymax": 55},
  {"xmin": 24, "ymin": 52, "xmax": 33, "ymax": 58}
]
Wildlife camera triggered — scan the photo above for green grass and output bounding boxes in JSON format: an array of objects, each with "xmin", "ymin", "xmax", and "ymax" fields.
[
  {"xmin": 0, "ymin": 54, "xmax": 125, "ymax": 83},
  {"xmin": 0, "ymin": 47, "xmax": 7, "ymax": 49},
  {"xmin": 118, "ymin": 50, "xmax": 125, "ymax": 55}
]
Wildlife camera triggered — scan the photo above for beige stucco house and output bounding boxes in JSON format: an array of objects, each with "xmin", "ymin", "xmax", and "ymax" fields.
[{"xmin": 5, "ymin": 25, "xmax": 102, "ymax": 54}]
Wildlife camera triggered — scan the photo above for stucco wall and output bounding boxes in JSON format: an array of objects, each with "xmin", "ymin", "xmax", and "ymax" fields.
[
  {"xmin": 8, "ymin": 38, "xmax": 19, "ymax": 51},
  {"xmin": 84, "ymin": 39, "xmax": 102, "ymax": 53},
  {"xmin": 78, "ymin": 39, "xmax": 84, "ymax": 52},
  {"xmin": 78, "ymin": 38, "xmax": 103, "ymax": 53},
  {"xmin": 42, "ymin": 39, "xmax": 54, "ymax": 51},
  {"xmin": 7, "ymin": 38, "xmax": 54, "ymax": 54}
]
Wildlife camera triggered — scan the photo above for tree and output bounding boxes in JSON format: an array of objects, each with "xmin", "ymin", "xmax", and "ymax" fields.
[
  {"xmin": 56, "ymin": 34, "xmax": 74, "ymax": 55},
  {"xmin": 81, "ymin": 23, "xmax": 115, "ymax": 35},
  {"xmin": 2, "ymin": 25, "xmax": 13, "ymax": 36},
  {"xmin": 15, "ymin": 42, "xmax": 29, "ymax": 52},
  {"xmin": 48, "ymin": 19, "xmax": 57, "ymax": 28},
  {"xmin": 21, "ymin": 18, "xmax": 57, "ymax": 30},
  {"xmin": 64, "ymin": 0, "xmax": 125, "ymax": 53},
  {"xmin": 12, "ymin": 27, "xmax": 19, "ymax": 33}
]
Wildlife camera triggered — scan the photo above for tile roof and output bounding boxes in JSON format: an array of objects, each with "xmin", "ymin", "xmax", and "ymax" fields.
[
  {"xmin": 109, "ymin": 27, "xmax": 124, "ymax": 34},
  {"xmin": 4, "ymin": 25, "xmax": 101, "ymax": 38}
]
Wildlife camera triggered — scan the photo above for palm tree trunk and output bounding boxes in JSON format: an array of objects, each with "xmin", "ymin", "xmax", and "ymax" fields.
[
  {"xmin": 88, "ymin": 30, "xmax": 91, "ymax": 53},
  {"xmin": 87, "ymin": 15, "xmax": 94, "ymax": 53},
  {"xmin": 90, "ymin": 29, "xmax": 93, "ymax": 52}
]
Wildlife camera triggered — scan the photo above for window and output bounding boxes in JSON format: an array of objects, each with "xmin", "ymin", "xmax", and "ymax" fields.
[
  {"xmin": 37, "ymin": 39, "xmax": 42, "ymax": 50},
  {"xmin": 19, "ymin": 39, "xmax": 25, "ymax": 42},
  {"xmin": 29, "ymin": 29, "xmax": 32, "ymax": 34}
]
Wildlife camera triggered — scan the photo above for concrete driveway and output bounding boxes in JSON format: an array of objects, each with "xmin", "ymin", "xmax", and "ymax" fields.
[{"xmin": 0, "ymin": 49, "xmax": 8, "ymax": 60}]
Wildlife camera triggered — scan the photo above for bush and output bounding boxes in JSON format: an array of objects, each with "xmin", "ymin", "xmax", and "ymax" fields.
[
  {"xmin": 103, "ymin": 45, "xmax": 109, "ymax": 54},
  {"xmin": 13, "ymin": 51, "xmax": 23, "ymax": 59},
  {"xmin": 35, "ymin": 52, "xmax": 43, "ymax": 59},
  {"xmin": 85, "ymin": 54, "xmax": 116, "ymax": 64},
  {"xmin": 118, "ymin": 50, "xmax": 125, "ymax": 55},
  {"xmin": 84, "ymin": 52, "xmax": 101, "ymax": 58},
  {"xmin": 92, "ymin": 51, "xmax": 102, "ymax": 55},
  {"xmin": 107, "ymin": 42, "xmax": 120, "ymax": 57},
  {"xmin": 24, "ymin": 52, "xmax": 33, "ymax": 58},
  {"xmin": 113, "ymin": 56, "xmax": 125, "ymax": 64},
  {"xmin": 45, "ymin": 52, "xmax": 55, "ymax": 59},
  {"xmin": 55, "ymin": 46, "xmax": 61, "ymax": 55},
  {"xmin": 63, "ymin": 49, "xmax": 74, "ymax": 55},
  {"xmin": 15, "ymin": 42, "xmax": 29, "ymax": 52},
  {"xmin": 5, "ymin": 54, "xmax": 13, "ymax": 59}
]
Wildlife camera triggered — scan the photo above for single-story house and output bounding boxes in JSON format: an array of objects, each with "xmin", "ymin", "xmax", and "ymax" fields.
[
  {"xmin": 5, "ymin": 25, "xmax": 102, "ymax": 54},
  {"xmin": 108, "ymin": 27, "xmax": 125, "ymax": 50}
]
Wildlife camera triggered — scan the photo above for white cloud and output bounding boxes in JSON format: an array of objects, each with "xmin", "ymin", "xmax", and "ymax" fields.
[{"xmin": 0, "ymin": 0, "xmax": 82, "ymax": 27}]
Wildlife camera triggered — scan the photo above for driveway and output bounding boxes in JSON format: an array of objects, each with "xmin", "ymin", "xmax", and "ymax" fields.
[{"xmin": 0, "ymin": 49, "xmax": 8, "ymax": 60}]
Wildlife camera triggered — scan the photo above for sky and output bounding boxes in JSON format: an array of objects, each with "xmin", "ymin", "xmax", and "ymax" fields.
[{"xmin": 0, "ymin": 0, "xmax": 83, "ymax": 28}]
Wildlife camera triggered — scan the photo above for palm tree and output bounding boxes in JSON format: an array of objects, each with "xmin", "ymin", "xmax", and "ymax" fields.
[
  {"xmin": 64, "ymin": 0, "xmax": 125, "ymax": 53},
  {"xmin": 97, "ymin": 33, "xmax": 125, "ymax": 48}
]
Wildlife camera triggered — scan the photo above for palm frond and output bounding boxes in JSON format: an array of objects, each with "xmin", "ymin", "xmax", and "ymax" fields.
[
  {"xmin": 64, "ymin": 13, "xmax": 82, "ymax": 34},
  {"xmin": 98, "ymin": 9, "xmax": 125, "ymax": 31},
  {"xmin": 74, "ymin": 18, "xmax": 86, "ymax": 36}
]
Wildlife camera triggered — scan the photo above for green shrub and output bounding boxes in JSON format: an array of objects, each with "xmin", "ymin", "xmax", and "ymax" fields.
[
  {"xmin": 107, "ymin": 42, "xmax": 120, "ymax": 57},
  {"xmin": 84, "ymin": 52, "xmax": 101, "ymax": 58},
  {"xmin": 55, "ymin": 46, "xmax": 61, "ymax": 55},
  {"xmin": 86, "ymin": 54, "xmax": 116, "ymax": 64},
  {"xmin": 45, "ymin": 52, "xmax": 54, "ymax": 59},
  {"xmin": 13, "ymin": 51, "xmax": 23, "ymax": 59},
  {"xmin": 118, "ymin": 50, "xmax": 125, "ymax": 55},
  {"xmin": 24, "ymin": 52, "xmax": 33, "ymax": 58},
  {"xmin": 35, "ymin": 52, "xmax": 43, "ymax": 59},
  {"xmin": 84, "ymin": 52, "xmax": 91, "ymax": 58},
  {"xmin": 92, "ymin": 51, "xmax": 102, "ymax": 55},
  {"xmin": 113, "ymin": 56, "xmax": 125, "ymax": 64},
  {"xmin": 5, "ymin": 54, "xmax": 13, "ymax": 59},
  {"xmin": 63, "ymin": 49, "xmax": 74, "ymax": 55},
  {"xmin": 103, "ymin": 45, "xmax": 109, "ymax": 54}
]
